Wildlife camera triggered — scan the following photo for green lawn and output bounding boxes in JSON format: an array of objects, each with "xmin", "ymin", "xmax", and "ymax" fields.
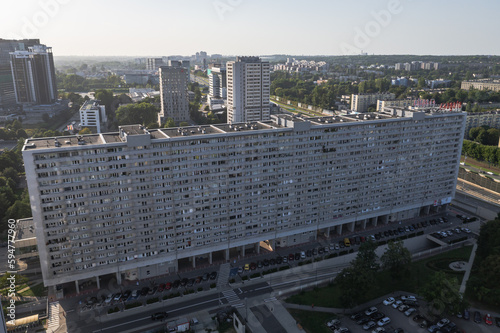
[
  {"xmin": 18, "ymin": 283, "xmax": 48, "ymax": 297},
  {"xmin": 287, "ymin": 309, "xmax": 338, "ymax": 333},
  {"xmin": 286, "ymin": 245, "xmax": 473, "ymax": 308}
]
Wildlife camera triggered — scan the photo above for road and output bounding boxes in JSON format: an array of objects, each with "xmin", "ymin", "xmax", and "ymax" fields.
[
  {"xmin": 54, "ymin": 211, "xmax": 478, "ymax": 333},
  {"xmin": 190, "ymin": 74, "xmax": 209, "ymax": 87}
]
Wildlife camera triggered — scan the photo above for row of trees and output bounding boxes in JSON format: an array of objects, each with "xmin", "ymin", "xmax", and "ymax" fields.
[
  {"xmin": 467, "ymin": 219, "xmax": 500, "ymax": 306},
  {"xmin": 462, "ymin": 140, "xmax": 500, "ymax": 167},
  {"xmin": 57, "ymin": 73, "xmax": 125, "ymax": 91},
  {"xmin": 468, "ymin": 126, "xmax": 500, "ymax": 145},
  {"xmin": 335, "ymin": 240, "xmax": 411, "ymax": 308}
]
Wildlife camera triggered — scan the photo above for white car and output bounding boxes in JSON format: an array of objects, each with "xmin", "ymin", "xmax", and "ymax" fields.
[
  {"xmin": 401, "ymin": 295, "xmax": 416, "ymax": 302},
  {"xmin": 383, "ymin": 297, "xmax": 395, "ymax": 305},
  {"xmin": 436, "ymin": 318, "xmax": 450, "ymax": 328},
  {"xmin": 371, "ymin": 328, "xmax": 386, "ymax": 333},
  {"xmin": 104, "ymin": 294, "xmax": 113, "ymax": 304},
  {"xmin": 461, "ymin": 227, "xmax": 471, "ymax": 233},
  {"xmin": 392, "ymin": 300, "xmax": 403, "ymax": 309},
  {"xmin": 365, "ymin": 307, "xmax": 378, "ymax": 316},
  {"xmin": 363, "ymin": 321, "xmax": 376, "ymax": 330},
  {"xmin": 326, "ymin": 319, "xmax": 340, "ymax": 328},
  {"xmin": 377, "ymin": 317, "xmax": 391, "ymax": 326},
  {"xmin": 404, "ymin": 308, "xmax": 416, "ymax": 316}
]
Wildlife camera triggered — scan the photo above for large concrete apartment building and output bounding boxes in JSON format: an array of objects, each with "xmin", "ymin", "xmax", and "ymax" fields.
[
  {"xmin": 351, "ymin": 93, "xmax": 395, "ymax": 112},
  {"xmin": 461, "ymin": 80, "xmax": 500, "ymax": 92},
  {"xmin": 227, "ymin": 56, "xmax": 270, "ymax": 123},
  {"xmin": 157, "ymin": 60, "xmax": 190, "ymax": 125},
  {"xmin": 22, "ymin": 107, "xmax": 465, "ymax": 289}
]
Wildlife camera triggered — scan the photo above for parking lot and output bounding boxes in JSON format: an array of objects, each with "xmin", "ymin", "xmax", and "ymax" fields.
[{"xmin": 324, "ymin": 294, "xmax": 500, "ymax": 333}]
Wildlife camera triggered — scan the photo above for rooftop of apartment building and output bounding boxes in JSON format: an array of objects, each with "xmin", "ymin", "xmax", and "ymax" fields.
[
  {"xmin": 80, "ymin": 100, "xmax": 102, "ymax": 111},
  {"xmin": 23, "ymin": 108, "xmax": 464, "ymax": 151}
]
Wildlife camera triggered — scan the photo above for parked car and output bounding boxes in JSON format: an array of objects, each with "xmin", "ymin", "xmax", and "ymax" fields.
[
  {"xmin": 158, "ymin": 283, "xmax": 165, "ymax": 292},
  {"xmin": 326, "ymin": 319, "xmax": 341, "ymax": 328},
  {"xmin": 413, "ymin": 314, "xmax": 424, "ymax": 322},
  {"xmin": 463, "ymin": 309, "xmax": 470, "ymax": 320},
  {"xmin": 104, "ymin": 294, "xmax": 113, "ymax": 304},
  {"xmin": 151, "ymin": 311, "xmax": 168, "ymax": 321},
  {"xmin": 427, "ymin": 325, "xmax": 439, "ymax": 332},
  {"xmin": 209, "ymin": 271, "xmax": 217, "ymax": 280},
  {"xmin": 398, "ymin": 305, "xmax": 409, "ymax": 312},
  {"xmin": 202, "ymin": 273, "xmax": 210, "ymax": 281},
  {"xmin": 370, "ymin": 312, "xmax": 385, "ymax": 321},
  {"xmin": 357, "ymin": 317, "xmax": 370, "ymax": 325},
  {"xmin": 485, "ymin": 313, "xmax": 493, "ymax": 325},
  {"xmin": 474, "ymin": 311, "xmax": 482, "ymax": 324},
  {"xmin": 350, "ymin": 312, "xmax": 363, "ymax": 321},
  {"xmin": 400, "ymin": 295, "xmax": 416, "ymax": 302},
  {"xmin": 365, "ymin": 307, "xmax": 378, "ymax": 316},
  {"xmin": 363, "ymin": 321, "xmax": 376, "ymax": 330},
  {"xmin": 495, "ymin": 316, "xmax": 500, "ymax": 327},
  {"xmin": 276, "ymin": 256, "xmax": 282, "ymax": 264},
  {"xmin": 300, "ymin": 251, "xmax": 306, "ymax": 259},
  {"xmin": 404, "ymin": 308, "xmax": 416, "ymax": 317},
  {"xmin": 377, "ymin": 317, "xmax": 391, "ymax": 326},
  {"xmin": 391, "ymin": 300, "xmax": 402, "ymax": 309},
  {"xmin": 165, "ymin": 282, "xmax": 172, "ymax": 290},
  {"xmin": 383, "ymin": 297, "xmax": 395, "ymax": 305}
]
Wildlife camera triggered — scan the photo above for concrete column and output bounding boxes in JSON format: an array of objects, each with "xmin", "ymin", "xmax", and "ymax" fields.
[
  {"xmin": 372, "ymin": 217, "xmax": 378, "ymax": 227},
  {"xmin": 116, "ymin": 272, "xmax": 122, "ymax": 285},
  {"xmin": 256, "ymin": 242, "xmax": 260, "ymax": 254},
  {"xmin": 96, "ymin": 276, "xmax": 100, "ymax": 289},
  {"xmin": 192, "ymin": 256, "xmax": 196, "ymax": 268},
  {"xmin": 270, "ymin": 239, "xmax": 275, "ymax": 251},
  {"xmin": 241, "ymin": 245, "xmax": 246, "ymax": 257},
  {"xmin": 326, "ymin": 227, "xmax": 330, "ymax": 238},
  {"xmin": 382, "ymin": 215, "xmax": 389, "ymax": 225},
  {"xmin": 225, "ymin": 249, "xmax": 230, "ymax": 261},
  {"xmin": 424, "ymin": 205, "xmax": 431, "ymax": 215},
  {"xmin": 336, "ymin": 224, "xmax": 343, "ymax": 235},
  {"xmin": 348, "ymin": 222, "xmax": 355, "ymax": 232},
  {"xmin": 362, "ymin": 219, "xmax": 367, "ymax": 230},
  {"xmin": 75, "ymin": 280, "xmax": 80, "ymax": 294},
  {"xmin": 209, "ymin": 252, "xmax": 213, "ymax": 264}
]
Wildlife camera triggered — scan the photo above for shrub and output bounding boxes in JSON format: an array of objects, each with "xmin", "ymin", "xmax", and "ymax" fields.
[
  {"xmin": 241, "ymin": 276, "xmax": 249, "ymax": 281},
  {"xmin": 108, "ymin": 307, "xmax": 120, "ymax": 314},
  {"xmin": 146, "ymin": 297, "xmax": 159, "ymax": 304},
  {"xmin": 197, "ymin": 287, "xmax": 203, "ymax": 292},
  {"xmin": 229, "ymin": 278, "xmax": 235, "ymax": 284},
  {"xmin": 210, "ymin": 283, "xmax": 217, "ymax": 288},
  {"xmin": 250, "ymin": 273, "xmax": 261, "ymax": 279},
  {"xmin": 125, "ymin": 302, "xmax": 142, "ymax": 310},
  {"xmin": 279, "ymin": 265, "xmax": 290, "ymax": 271}
]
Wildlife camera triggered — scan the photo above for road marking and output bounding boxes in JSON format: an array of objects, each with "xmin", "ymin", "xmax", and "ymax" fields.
[{"xmin": 92, "ymin": 316, "xmax": 149, "ymax": 332}]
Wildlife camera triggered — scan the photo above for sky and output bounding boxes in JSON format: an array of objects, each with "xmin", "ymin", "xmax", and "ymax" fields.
[{"xmin": 1, "ymin": 0, "xmax": 499, "ymax": 57}]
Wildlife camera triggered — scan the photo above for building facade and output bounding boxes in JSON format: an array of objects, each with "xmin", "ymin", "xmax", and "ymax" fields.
[
  {"xmin": 79, "ymin": 100, "xmax": 107, "ymax": 133},
  {"xmin": 157, "ymin": 61, "xmax": 190, "ymax": 125},
  {"xmin": 351, "ymin": 93, "xmax": 395, "ymax": 112},
  {"xmin": 464, "ymin": 111, "xmax": 500, "ymax": 138},
  {"xmin": 10, "ymin": 44, "xmax": 57, "ymax": 105},
  {"xmin": 377, "ymin": 99, "xmax": 417, "ymax": 111},
  {"xmin": 208, "ymin": 65, "xmax": 227, "ymax": 99},
  {"xmin": 227, "ymin": 56, "xmax": 270, "ymax": 123},
  {"xmin": 461, "ymin": 80, "xmax": 500, "ymax": 92},
  {"xmin": 146, "ymin": 58, "xmax": 164, "ymax": 71},
  {"xmin": 0, "ymin": 38, "xmax": 40, "ymax": 109},
  {"xmin": 23, "ymin": 108, "xmax": 465, "ymax": 288}
]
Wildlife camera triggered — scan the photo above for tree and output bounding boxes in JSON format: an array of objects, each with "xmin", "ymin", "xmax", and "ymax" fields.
[
  {"xmin": 354, "ymin": 240, "xmax": 379, "ymax": 271},
  {"xmin": 79, "ymin": 128, "xmax": 92, "ymax": 135},
  {"xmin": 380, "ymin": 240, "xmax": 411, "ymax": 279},
  {"xmin": 164, "ymin": 118, "xmax": 176, "ymax": 128},
  {"xmin": 179, "ymin": 122, "xmax": 189, "ymax": 127},
  {"xmin": 115, "ymin": 102, "xmax": 159, "ymax": 126},
  {"xmin": 420, "ymin": 271, "xmax": 466, "ymax": 316}
]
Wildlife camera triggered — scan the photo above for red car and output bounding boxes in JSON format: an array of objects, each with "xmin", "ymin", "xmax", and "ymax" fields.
[
  {"xmin": 485, "ymin": 313, "xmax": 493, "ymax": 325},
  {"xmin": 158, "ymin": 283, "xmax": 165, "ymax": 292},
  {"xmin": 165, "ymin": 282, "xmax": 172, "ymax": 290}
]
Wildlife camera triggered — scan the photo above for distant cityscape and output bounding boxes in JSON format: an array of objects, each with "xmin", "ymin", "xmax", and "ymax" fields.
[{"xmin": 1, "ymin": 34, "xmax": 500, "ymax": 333}]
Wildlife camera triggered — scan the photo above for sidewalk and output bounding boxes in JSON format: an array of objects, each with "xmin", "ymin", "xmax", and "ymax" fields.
[{"xmin": 459, "ymin": 240, "xmax": 478, "ymax": 294}]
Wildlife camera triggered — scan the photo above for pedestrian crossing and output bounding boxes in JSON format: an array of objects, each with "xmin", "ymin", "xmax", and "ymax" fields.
[
  {"xmin": 47, "ymin": 301, "xmax": 60, "ymax": 333},
  {"xmin": 222, "ymin": 288, "xmax": 243, "ymax": 307},
  {"xmin": 217, "ymin": 263, "xmax": 231, "ymax": 287}
]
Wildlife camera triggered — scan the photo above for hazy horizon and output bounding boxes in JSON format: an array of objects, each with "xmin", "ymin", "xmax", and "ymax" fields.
[{"xmin": 2, "ymin": 0, "xmax": 499, "ymax": 57}]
